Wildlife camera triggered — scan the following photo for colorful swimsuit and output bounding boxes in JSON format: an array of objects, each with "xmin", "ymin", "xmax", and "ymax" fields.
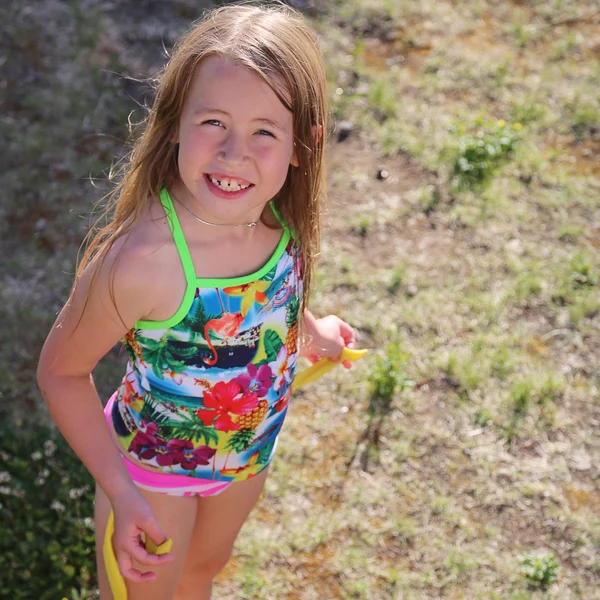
[{"xmin": 105, "ymin": 188, "xmax": 302, "ymax": 496}]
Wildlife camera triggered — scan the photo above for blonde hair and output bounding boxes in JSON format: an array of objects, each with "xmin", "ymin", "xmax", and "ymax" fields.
[{"xmin": 78, "ymin": 2, "xmax": 327, "ymax": 315}]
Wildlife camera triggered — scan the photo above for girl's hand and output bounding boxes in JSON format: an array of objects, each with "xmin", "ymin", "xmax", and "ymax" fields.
[
  {"xmin": 301, "ymin": 314, "xmax": 356, "ymax": 369},
  {"xmin": 111, "ymin": 487, "xmax": 173, "ymax": 583}
]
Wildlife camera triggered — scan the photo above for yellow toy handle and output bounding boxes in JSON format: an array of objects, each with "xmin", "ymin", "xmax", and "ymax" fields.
[
  {"xmin": 293, "ymin": 347, "xmax": 368, "ymax": 390},
  {"xmin": 103, "ymin": 509, "xmax": 173, "ymax": 600}
]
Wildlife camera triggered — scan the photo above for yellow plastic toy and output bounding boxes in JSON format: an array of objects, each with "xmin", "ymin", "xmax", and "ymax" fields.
[
  {"xmin": 293, "ymin": 346, "xmax": 368, "ymax": 390},
  {"xmin": 103, "ymin": 346, "xmax": 367, "ymax": 599}
]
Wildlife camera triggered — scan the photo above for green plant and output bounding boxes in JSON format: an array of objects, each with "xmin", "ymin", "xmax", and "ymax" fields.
[
  {"xmin": 557, "ymin": 223, "xmax": 583, "ymax": 242},
  {"xmin": 0, "ymin": 419, "xmax": 97, "ymax": 599},
  {"xmin": 387, "ymin": 264, "xmax": 406, "ymax": 294},
  {"xmin": 510, "ymin": 99, "xmax": 547, "ymax": 124},
  {"xmin": 569, "ymin": 253, "xmax": 597, "ymax": 288},
  {"xmin": 367, "ymin": 79, "xmax": 396, "ymax": 122},
  {"xmin": 473, "ymin": 408, "xmax": 491, "ymax": 427},
  {"xmin": 369, "ymin": 341, "xmax": 414, "ymax": 403},
  {"xmin": 445, "ymin": 118, "xmax": 521, "ymax": 190},
  {"xmin": 518, "ymin": 550, "xmax": 560, "ymax": 589},
  {"xmin": 564, "ymin": 95, "xmax": 600, "ymax": 141}
]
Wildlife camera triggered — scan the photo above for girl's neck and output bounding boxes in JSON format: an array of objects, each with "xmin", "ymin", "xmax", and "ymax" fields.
[{"xmin": 168, "ymin": 185, "xmax": 269, "ymax": 243}]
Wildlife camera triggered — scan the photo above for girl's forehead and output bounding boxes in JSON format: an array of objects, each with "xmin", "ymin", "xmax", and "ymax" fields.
[{"xmin": 184, "ymin": 55, "xmax": 292, "ymax": 120}]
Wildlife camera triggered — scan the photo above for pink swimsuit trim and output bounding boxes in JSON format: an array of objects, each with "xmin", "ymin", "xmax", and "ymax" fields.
[{"xmin": 105, "ymin": 394, "xmax": 232, "ymax": 497}]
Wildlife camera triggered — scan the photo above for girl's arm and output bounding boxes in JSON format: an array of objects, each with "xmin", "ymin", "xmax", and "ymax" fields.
[
  {"xmin": 299, "ymin": 309, "xmax": 356, "ymax": 368},
  {"xmin": 37, "ymin": 235, "xmax": 172, "ymax": 581}
]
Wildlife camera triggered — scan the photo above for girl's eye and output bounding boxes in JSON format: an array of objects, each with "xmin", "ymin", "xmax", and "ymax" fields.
[
  {"xmin": 257, "ymin": 129, "xmax": 275, "ymax": 138},
  {"xmin": 203, "ymin": 119, "xmax": 224, "ymax": 127}
]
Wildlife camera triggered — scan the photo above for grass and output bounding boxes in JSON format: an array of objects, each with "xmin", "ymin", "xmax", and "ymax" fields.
[{"xmin": 2, "ymin": 0, "xmax": 600, "ymax": 598}]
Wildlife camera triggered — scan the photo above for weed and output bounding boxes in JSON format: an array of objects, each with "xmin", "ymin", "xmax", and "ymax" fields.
[
  {"xmin": 510, "ymin": 98, "xmax": 547, "ymax": 125},
  {"xmin": 567, "ymin": 293, "xmax": 600, "ymax": 324},
  {"xmin": 505, "ymin": 379, "xmax": 534, "ymax": 440},
  {"xmin": 419, "ymin": 185, "xmax": 442, "ymax": 215},
  {"xmin": 513, "ymin": 272, "xmax": 543, "ymax": 304},
  {"xmin": 356, "ymin": 215, "xmax": 371, "ymax": 238},
  {"xmin": 367, "ymin": 78, "xmax": 396, "ymax": 122},
  {"xmin": 369, "ymin": 340, "xmax": 414, "ymax": 403},
  {"xmin": 518, "ymin": 550, "xmax": 560, "ymax": 589},
  {"xmin": 387, "ymin": 263, "xmax": 406, "ymax": 294},
  {"xmin": 393, "ymin": 517, "xmax": 417, "ymax": 545},
  {"xmin": 444, "ymin": 350, "xmax": 485, "ymax": 395},
  {"xmin": 537, "ymin": 374, "xmax": 565, "ymax": 407},
  {"xmin": 564, "ymin": 96, "xmax": 600, "ymax": 141},
  {"xmin": 444, "ymin": 118, "xmax": 521, "ymax": 191},
  {"xmin": 473, "ymin": 408, "xmax": 492, "ymax": 427},
  {"xmin": 557, "ymin": 223, "xmax": 584, "ymax": 242},
  {"xmin": 569, "ymin": 252, "xmax": 597, "ymax": 288},
  {"xmin": 347, "ymin": 341, "xmax": 415, "ymax": 472},
  {"xmin": 510, "ymin": 23, "xmax": 538, "ymax": 49},
  {"xmin": 489, "ymin": 345, "xmax": 515, "ymax": 381}
]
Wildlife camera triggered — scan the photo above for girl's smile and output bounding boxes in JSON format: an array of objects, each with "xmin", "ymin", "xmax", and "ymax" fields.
[{"xmin": 203, "ymin": 173, "xmax": 254, "ymax": 199}]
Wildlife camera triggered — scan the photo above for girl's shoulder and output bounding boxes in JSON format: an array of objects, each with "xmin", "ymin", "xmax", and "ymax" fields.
[{"xmin": 105, "ymin": 197, "xmax": 181, "ymax": 291}]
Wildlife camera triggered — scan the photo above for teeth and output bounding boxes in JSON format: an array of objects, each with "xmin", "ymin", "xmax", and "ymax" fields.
[{"xmin": 209, "ymin": 175, "xmax": 250, "ymax": 192}]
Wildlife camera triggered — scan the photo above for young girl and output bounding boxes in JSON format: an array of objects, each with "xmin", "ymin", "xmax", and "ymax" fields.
[{"xmin": 37, "ymin": 4, "xmax": 356, "ymax": 599}]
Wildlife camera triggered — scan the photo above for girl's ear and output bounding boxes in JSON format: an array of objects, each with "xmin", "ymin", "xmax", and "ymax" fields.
[
  {"xmin": 291, "ymin": 143, "xmax": 299, "ymax": 168},
  {"xmin": 313, "ymin": 123, "xmax": 323, "ymax": 142},
  {"xmin": 290, "ymin": 124, "xmax": 323, "ymax": 168}
]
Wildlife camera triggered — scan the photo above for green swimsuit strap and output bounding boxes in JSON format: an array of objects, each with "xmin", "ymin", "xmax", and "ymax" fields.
[
  {"xmin": 159, "ymin": 188, "xmax": 197, "ymax": 283},
  {"xmin": 269, "ymin": 200, "xmax": 297, "ymax": 240},
  {"xmin": 132, "ymin": 189, "xmax": 197, "ymax": 329}
]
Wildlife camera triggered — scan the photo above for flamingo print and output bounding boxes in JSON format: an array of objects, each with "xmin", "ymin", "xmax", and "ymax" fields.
[{"xmin": 203, "ymin": 312, "xmax": 245, "ymax": 366}]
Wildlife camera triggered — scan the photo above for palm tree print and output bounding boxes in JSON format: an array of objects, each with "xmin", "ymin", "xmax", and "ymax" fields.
[
  {"xmin": 158, "ymin": 410, "xmax": 219, "ymax": 446},
  {"xmin": 137, "ymin": 332, "xmax": 197, "ymax": 378}
]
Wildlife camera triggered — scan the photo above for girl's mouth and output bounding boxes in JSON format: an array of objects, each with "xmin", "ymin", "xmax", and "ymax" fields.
[{"xmin": 205, "ymin": 173, "xmax": 254, "ymax": 196}]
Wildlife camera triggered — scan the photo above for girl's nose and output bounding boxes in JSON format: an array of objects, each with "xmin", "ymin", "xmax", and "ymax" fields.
[{"xmin": 218, "ymin": 131, "xmax": 248, "ymax": 165}]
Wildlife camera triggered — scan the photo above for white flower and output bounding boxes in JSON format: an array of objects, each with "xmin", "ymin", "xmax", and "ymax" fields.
[
  {"xmin": 43, "ymin": 440, "xmax": 57, "ymax": 457},
  {"xmin": 0, "ymin": 472, "xmax": 11, "ymax": 484},
  {"xmin": 68, "ymin": 486, "xmax": 89, "ymax": 499},
  {"xmin": 31, "ymin": 451, "xmax": 43, "ymax": 461},
  {"xmin": 51, "ymin": 500, "xmax": 65, "ymax": 512}
]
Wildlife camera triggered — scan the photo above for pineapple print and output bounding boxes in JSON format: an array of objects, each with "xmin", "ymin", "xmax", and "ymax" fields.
[
  {"xmin": 284, "ymin": 294, "xmax": 300, "ymax": 355},
  {"xmin": 235, "ymin": 399, "xmax": 268, "ymax": 429}
]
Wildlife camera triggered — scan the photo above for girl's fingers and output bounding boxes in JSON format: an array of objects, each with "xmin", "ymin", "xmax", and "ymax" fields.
[
  {"xmin": 116, "ymin": 549, "xmax": 157, "ymax": 583},
  {"xmin": 129, "ymin": 543, "xmax": 171, "ymax": 566},
  {"xmin": 140, "ymin": 516, "xmax": 169, "ymax": 551},
  {"xmin": 338, "ymin": 320, "xmax": 356, "ymax": 346}
]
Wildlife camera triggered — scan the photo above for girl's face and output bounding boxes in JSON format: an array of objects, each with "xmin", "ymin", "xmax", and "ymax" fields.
[{"xmin": 175, "ymin": 55, "xmax": 297, "ymax": 224}]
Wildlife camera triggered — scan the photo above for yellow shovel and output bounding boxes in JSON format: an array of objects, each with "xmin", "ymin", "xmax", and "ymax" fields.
[{"xmin": 102, "ymin": 346, "xmax": 368, "ymax": 599}]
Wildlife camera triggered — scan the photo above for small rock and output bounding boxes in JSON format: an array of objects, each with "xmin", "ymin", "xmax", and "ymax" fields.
[
  {"xmin": 377, "ymin": 169, "xmax": 389, "ymax": 180},
  {"xmin": 406, "ymin": 284, "xmax": 418, "ymax": 297},
  {"xmin": 336, "ymin": 120, "xmax": 354, "ymax": 143}
]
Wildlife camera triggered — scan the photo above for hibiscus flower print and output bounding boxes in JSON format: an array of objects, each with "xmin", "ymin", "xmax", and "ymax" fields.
[
  {"xmin": 129, "ymin": 427, "xmax": 177, "ymax": 467},
  {"xmin": 234, "ymin": 363, "xmax": 273, "ymax": 397},
  {"xmin": 196, "ymin": 380, "xmax": 259, "ymax": 432},
  {"xmin": 166, "ymin": 439, "xmax": 216, "ymax": 470}
]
